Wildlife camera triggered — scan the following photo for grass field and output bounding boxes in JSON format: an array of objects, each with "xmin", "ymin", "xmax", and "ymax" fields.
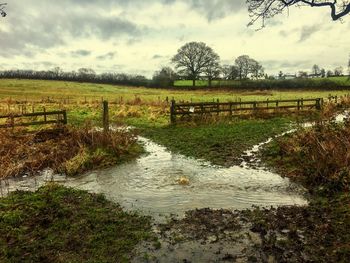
[
  {"xmin": 174, "ymin": 76, "xmax": 350, "ymax": 88},
  {"xmin": 1, "ymin": 78, "xmax": 350, "ymax": 104},
  {"xmin": 140, "ymin": 117, "xmax": 294, "ymax": 166}
]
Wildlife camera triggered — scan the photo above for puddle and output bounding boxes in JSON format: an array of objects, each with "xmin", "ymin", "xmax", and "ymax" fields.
[{"xmin": 3, "ymin": 136, "xmax": 307, "ymax": 220}]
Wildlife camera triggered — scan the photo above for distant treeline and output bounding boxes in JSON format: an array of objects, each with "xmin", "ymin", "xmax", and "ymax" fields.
[
  {"xmin": 0, "ymin": 69, "xmax": 349, "ymax": 90},
  {"xmin": 0, "ymin": 69, "xmax": 150, "ymax": 87}
]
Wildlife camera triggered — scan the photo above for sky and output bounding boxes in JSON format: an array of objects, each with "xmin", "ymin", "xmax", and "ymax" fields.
[{"xmin": 0, "ymin": 0, "xmax": 349, "ymax": 77}]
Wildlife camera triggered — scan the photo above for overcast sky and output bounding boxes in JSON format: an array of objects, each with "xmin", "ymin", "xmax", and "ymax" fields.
[{"xmin": 0, "ymin": 0, "xmax": 349, "ymax": 77}]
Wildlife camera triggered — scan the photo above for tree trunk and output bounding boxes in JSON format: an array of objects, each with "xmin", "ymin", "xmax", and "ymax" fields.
[
  {"xmin": 192, "ymin": 78, "xmax": 196, "ymax": 87},
  {"xmin": 208, "ymin": 77, "xmax": 212, "ymax": 87}
]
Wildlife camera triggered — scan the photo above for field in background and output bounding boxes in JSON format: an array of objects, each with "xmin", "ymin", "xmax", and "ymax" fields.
[
  {"xmin": 1, "ymin": 78, "xmax": 350, "ymax": 104},
  {"xmin": 1, "ymin": 78, "xmax": 349, "ymax": 127},
  {"xmin": 174, "ymin": 76, "xmax": 350, "ymax": 88}
]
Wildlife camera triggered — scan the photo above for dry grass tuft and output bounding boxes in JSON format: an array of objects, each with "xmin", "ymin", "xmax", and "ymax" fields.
[
  {"xmin": 276, "ymin": 121, "xmax": 350, "ymax": 193},
  {"xmin": 0, "ymin": 124, "xmax": 138, "ymax": 178}
]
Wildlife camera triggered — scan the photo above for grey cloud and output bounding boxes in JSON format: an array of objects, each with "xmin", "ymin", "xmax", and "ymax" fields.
[
  {"xmin": 187, "ymin": 0, "xmax": 245, "ymax": 21},
  {"xmin": 299, "ymin": 25, "xmax": 321, "ymax": 42},
  {"xmin": 0, "ymin": 0, "xmax": 147, "ymax": 58},
  {"xmin": 262, "ymin": 59, "xmax": 311, "ymax": 73},
  {"xmin": 0, "ymin": 0, "xmax": 244, "ymax": 59},
  {"xmin": 127, "ymin": 37, "xmax": 142, "ymax": 45},
  {"xmin": 279, "ymin": 30, "xmax": 288, "ymax": 37},
  {"xmin": 152, "ymin": 54, "xmax": 163, "ymax": 59},
  {"xmin": 21, "ymin": 61, "xmax": 57, "ymax": 69},
  {"xmin": 71, "ymin": 50, "xmax": 91, "ymax": 57},
  {"xmin": 96, "ymin": 52, "xmax": 116, "ymax": 60},
  {"xmin": 178, "ymin": 35, "xmax": 185, "ymax": 42}
]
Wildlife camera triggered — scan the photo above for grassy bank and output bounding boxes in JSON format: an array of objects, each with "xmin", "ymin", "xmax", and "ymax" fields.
[
  {"xmin": 261, "ymin": 121, "xmax": 350, "ymax": 195},
  {"xmin": 246, "ymin": 120, "xmax": 350, "ymax": 262},
  {"xmin": 0, "ymin": 184, "xmax": 154, "ymax": 262},
  {"xmin": 0, "ymin": 126, "xmax": 142, "ymax": 178}
]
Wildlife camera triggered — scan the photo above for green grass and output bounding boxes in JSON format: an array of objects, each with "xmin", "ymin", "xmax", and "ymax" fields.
[
  {"xmin": 1, "ymin": 78, "xmax": 350, "ymax": 104},
  {"xmin": 0, "ymin": 184, "xmax": 154, "ymax": 263},
  {"xmin": 138, "ymin": 117, "xmax": 293, "ymax": 166},
  {"xmin": 174, "ymin": 76, "xmax": 350, "ymax": 88}
]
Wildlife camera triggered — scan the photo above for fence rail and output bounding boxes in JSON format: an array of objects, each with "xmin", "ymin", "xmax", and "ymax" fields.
[
  {"xmin": 0, "ymin": 110, "xmax": 67, "ymax": 128},
  {"xmin": 170, "ymin": 98, "xmax": 323, "ymax": 123}
]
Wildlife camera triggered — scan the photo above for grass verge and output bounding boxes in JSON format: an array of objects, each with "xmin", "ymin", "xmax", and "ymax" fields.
[
  {"xmin": 0, "ymin": 184, "xmax": 154, "ymax": 263},
  {"xmin": 138, "ymin": 117, "xmax": 293, "ymax": 166},
  {"xmin": 261, "ymin": 121, "xmax": 350, "ymax": 195}
]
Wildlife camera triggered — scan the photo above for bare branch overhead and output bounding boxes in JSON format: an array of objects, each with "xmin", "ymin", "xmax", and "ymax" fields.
[
  {"xmin": 0, "ymin": 3, "xmax": 6, "ymax": 17},
  {"xmin": 247, "ymin": 0, "xmax": 350, "ymax": 27}
]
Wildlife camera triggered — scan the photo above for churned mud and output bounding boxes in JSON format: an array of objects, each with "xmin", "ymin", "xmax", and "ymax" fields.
[{"xmin": 132, "ymin": 208, "xmax": 265, "ymax": 263}]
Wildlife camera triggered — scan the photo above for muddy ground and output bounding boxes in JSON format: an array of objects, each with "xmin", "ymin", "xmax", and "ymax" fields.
[
  {"xmin": 132, "ymin": 196, "xmax": 349, "ymax": 263},
  {"xmin": 132, "ymin": 208, "xmax": 265, "ymax": 263}
]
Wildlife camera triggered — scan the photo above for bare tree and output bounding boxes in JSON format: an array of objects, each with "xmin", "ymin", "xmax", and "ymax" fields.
[
  {"xmin": 235, "ymin": 55, "xmax": 251, "ymax": 80},
  {"xmin": 0, "ymin": 3, "xmax": 6, "ymax": 17},
  {"xmin": 172, "ymin": 42, "xmax": 220, "ymax": 87},
  {"xmin": 334, "ymin": 66, "xmax": 344, "ymax": 76},
  {"xmin": 204, "ymin": 60, "xmax": 221, "ymax": 87},
  {"xmin": 298, "ymin": 71, "xmax": 308, "ymax": 78},
  {"xmin": 250, "ymin": 60, "xmax": 265, "ymax": 79},
  {"xmin": 326, "ymin": 69, "xmax": 334, "ymax": 77},
  {"xmin": 221, "ymin": 65, "xmax": 239, "ymax": 80},
  {"xmin": 234, "ymin": 55, "xmax": 263, "ymax": 80},
  {"xmin": 312, "ymin": 64, "xmax": 321, "ymax": 75},
  {"xmin": 247, "ymin": 0, "xmax": 350, "ymax": 27}
]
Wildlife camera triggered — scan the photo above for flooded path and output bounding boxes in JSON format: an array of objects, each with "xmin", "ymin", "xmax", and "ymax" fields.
[{"xmin": 4, "ymin": 136, "xmax": 307, "ymax": 219}]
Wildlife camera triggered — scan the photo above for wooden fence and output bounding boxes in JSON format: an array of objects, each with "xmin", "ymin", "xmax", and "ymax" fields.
[
  {"xmin": 0, "ymin": 110, "xmax": 67, "ymax": 128},
  {"xmin": 170, "ymin": 98, "xmax": 323, "ymax": 123}
]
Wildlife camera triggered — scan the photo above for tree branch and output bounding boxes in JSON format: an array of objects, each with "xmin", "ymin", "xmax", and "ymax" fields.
[
  {"xmin": 247, "ymin": 0, "xmax": 350, "ymax": 27},
  {"xmin": 0, "ymin": 3, "xmax": 7, "ymax": 17}
]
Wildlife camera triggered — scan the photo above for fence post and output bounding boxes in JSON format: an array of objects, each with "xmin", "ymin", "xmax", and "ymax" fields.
[
  {"xmin": 103, "ymin": 100, "xmax": 109, "ymax": 132},
  {"xmin": 297, "ymin": 100, "xmax": 300, "ymax": 111},
  {"xmin": 43, "ymin": 107, "xmax": 47, "ymax": 122},
  {"xmin": 217, "ymin": 99, "xmax": 220, "ymax": 115},
  {"xmin": 316, "ymin": 98, "xmax": 321, "ymax": 110},
  {"xmin": 62, "ymin": 110, "xmax": 67, "ymax": 124},
  {"xmin": 301, "ymin": 98, "xmax": 304, "ymax": 110},
  {"xmin": 170, "ymin": 99, "xmax": 176, "ymax": 124}
]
